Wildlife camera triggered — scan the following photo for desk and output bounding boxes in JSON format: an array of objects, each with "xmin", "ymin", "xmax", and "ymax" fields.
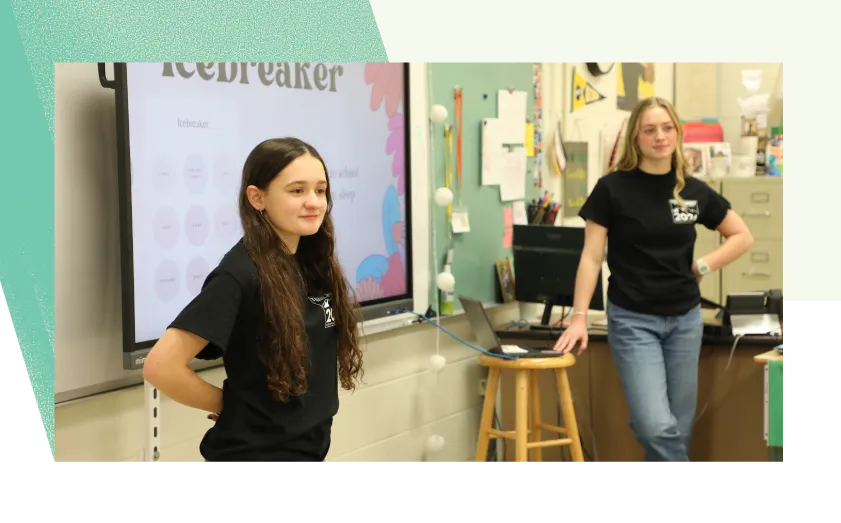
[
  {"xmin": 494, "ymin": 322, "xmax": 783, "ymax": 461},
  {"xmin": 754, "ymin": 349, "xmax": 783, "ymax": 461}
]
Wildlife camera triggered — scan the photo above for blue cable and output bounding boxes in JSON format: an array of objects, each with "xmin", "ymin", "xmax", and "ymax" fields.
[
  {"xmin": 504, "ymin": 319, "xmax": 530, "ymax": 330},
  {"xmin": 390, "ymin": 308, "xmax": 519, "ymax": 360}
]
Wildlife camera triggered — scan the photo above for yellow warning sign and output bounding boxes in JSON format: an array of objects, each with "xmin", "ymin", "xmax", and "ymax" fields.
[{"xmin": 571, "ymin": 66, "xmax": 606, "ymax": 112}]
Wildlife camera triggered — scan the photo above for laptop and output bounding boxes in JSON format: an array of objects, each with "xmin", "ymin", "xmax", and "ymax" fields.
[{"xmin": 458, "ymin": 295, "xmax": 564, "ymax": 358}]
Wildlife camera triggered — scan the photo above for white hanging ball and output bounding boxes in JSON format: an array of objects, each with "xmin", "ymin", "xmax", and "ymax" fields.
[
  {"xmin": 425, "ymin": 434, "xmax": 446, "ymax": 454},
  {"xmin": 429, "ymin": 354, "xmax": 447, "ymax": 371},
  {"xmin": 430, "ymin": 104, "xmax": 448, "ymax": 124},
  {"xmin": 434, "ymin": 187, "xmax": 453, "ymax": 207},
  {"xmin": 436, "ymin": 271, "xmax": 455, "ymax": 292}
]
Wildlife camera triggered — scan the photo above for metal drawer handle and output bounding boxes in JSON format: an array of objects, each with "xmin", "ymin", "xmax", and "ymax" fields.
[
  {"xmin": 742, "ymin": 209, "xmax": 772, "ymax": 217},
  {"xmin": 751, "ymin": 192, "xmax": 771, "ymax": 203},
  {"xmin": 742, "ymin": 270, "xmax": 772, "ymax": 278}
]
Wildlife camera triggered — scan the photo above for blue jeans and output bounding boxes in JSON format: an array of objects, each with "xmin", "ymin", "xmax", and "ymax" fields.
[{"xmin": 607, "ymin": 300, "xmax": 703, "ymax": 462}]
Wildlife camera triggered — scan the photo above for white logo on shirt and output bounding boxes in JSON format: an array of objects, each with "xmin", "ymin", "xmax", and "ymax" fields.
[
  {"xmin": 668, "ymin": 199, "xmax": 699, "ymax": 224},
  {"xmin": 308, "ymin": 294, "xmax": 335, "ymax": 328}
]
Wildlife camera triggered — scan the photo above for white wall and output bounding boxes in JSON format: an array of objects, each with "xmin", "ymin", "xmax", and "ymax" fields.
[
  {"xmin": 53, "ymin": 62, "xmax": 524, "ymax": 462},
  {"xmin": 675, "ymin": 62, "xmax": 783, "ymax": 149}
]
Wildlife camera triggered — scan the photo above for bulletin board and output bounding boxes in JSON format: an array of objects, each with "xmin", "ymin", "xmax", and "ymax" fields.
[{"xmin": 427, "ymin": 63, "xmax": 539, "ymax": 312}]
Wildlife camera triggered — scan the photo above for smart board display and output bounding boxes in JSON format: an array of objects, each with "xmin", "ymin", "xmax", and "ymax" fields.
[{"xmin": 114, "ymin": 62, "xmax": 412, "ymax": 356}]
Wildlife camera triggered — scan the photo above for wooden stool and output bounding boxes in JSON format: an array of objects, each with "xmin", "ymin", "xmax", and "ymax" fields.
[{"xmin": 474, "ymin": 353, "xmax": 584, "ymax": 462}]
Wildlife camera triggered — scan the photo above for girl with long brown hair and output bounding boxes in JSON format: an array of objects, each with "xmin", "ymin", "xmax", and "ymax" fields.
[
  {"xmin": 143, "ymin": 137, "xmax": 363, "ymax": 461},
  {"xmin": 553, "ymin": 97, "xmax": 753, "ymax": 461}
]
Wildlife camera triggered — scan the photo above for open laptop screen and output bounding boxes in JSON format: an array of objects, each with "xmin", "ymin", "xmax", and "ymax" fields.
[{"xmin": 458, "ymin": 296, "xmax": 501, "ymax": 350}]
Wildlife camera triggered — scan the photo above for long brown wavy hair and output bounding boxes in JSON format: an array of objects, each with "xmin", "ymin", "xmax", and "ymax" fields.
[
  {"xmin": 238, "ymin": 138, "xmax": 363, "ymax": 402},
  {"xmin": 612, "ymin": 96, "xmax": 691, "ymax": 207}
]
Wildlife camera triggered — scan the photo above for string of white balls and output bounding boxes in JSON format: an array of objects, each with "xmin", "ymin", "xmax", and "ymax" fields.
[{"xmin": 423, "ymin": 66, "xmax": 453, "ymax": 457}]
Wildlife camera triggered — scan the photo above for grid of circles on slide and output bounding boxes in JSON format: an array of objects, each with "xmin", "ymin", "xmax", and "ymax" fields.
[{"xmin": 149, "ymin": 151, "xmax": 241, "ymax": 302}]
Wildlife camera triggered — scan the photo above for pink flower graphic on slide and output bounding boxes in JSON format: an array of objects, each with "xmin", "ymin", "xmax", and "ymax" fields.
[
  {"xmin": 392, "ymin": 220, "xmax": 404, "ymax": 246},
  {"xmin": 354, "ymin": 276, "xmax": 386, "ymax": 302},
  {"xmin": 365, "ymin": 63, "xmax": 403, "ymax": 117},
  {"xmin": 379, "ymin": 253, "xmax": 406, "ymax": 296},
  {"xmin": 387, "ymin": 114, "xmax": 405, "ymax": 195}
]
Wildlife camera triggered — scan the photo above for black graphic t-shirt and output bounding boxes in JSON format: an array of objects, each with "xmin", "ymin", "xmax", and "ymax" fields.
[
  {"xmin": 168, "ymin": 238, "xmax": 339, "ymax": 461},
  {"xmin": 579, "ymin": 167, "xmax": 731, "ymax": 316}
]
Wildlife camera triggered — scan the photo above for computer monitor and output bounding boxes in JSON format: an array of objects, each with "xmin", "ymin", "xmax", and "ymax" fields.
[{"xmin": 511, "ymin": 224, "xmax": 605, "ymax": 328}]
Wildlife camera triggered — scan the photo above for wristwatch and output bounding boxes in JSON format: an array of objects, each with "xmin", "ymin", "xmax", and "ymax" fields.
[{"xmin": 695, "ymin": 258, "xmax": 710, "ymax": 275}]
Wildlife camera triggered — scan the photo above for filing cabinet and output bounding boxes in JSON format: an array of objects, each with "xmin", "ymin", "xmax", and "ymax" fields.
[
  {"xmin": 722, "ymin": 239, "xmax": 783, "ymax": 294},
  {"xmin": 721, "ymin": 177, "xmax": 783, "ymax": 241},
  {"xmin": 692, "ymin": 176, "xmax": 783, "ymax": 304},
  {"xmin": 721, "ymin": 177, "xmax": 783, "ymax": 295}
]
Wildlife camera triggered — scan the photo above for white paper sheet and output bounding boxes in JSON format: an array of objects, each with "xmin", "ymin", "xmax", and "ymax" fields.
[
  {"xmin": 497, "ymin": 90, "xmax": 527, "ymax": 144},
  {"xmin": 451, "ymin": 210, "xmax": 470, "ymax": 233},
  {"xmin": 500, "ymin": 148, "xmax": 526, "ymax": 202},
  {"xmin": 481, "ymin": 118, "xmax": 504, "ymax": 186},
  {"xmin": 512, "ymin": 200, "xmax": 527, "ymax": 225}
]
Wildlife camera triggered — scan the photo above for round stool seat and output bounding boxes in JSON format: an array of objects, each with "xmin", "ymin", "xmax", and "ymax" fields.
[{"xmin": 477, "ymin": 353, "xmax": 576, "ymax": 370}]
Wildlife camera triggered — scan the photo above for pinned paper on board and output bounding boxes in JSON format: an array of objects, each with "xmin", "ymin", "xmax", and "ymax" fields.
[
  {"xmin": 500, "ymin": 147, "xmax": 527, "ymax": 202},
  {"xmin": 563, "ymin": 142, "xmax": 589, "ymax": 218},
  {"xmin": 498, "ymin": 89, "xmax": 527, "ymax": 144},
  {"xmin": 525, "ymin": 123, "xmax": 535, "ymax": 157},
  {"xmin": 503, "ymin": 227, "xmax": 513, "ymax": 249},
  {"xmin": 512, "ymin": 201, "xmax": 528, "ymax": 225},
  {"xmin": 451, "ymin": 210, "xmax": 470, "ymax": 233},
  {"xmin": 481, "ymin": 118, "xmax": 505, "ymax": 186},
  {"xmin": 552, "ymin": 120, "xmax": 567, "ymax": 175},
  {"xmin": 617, "ymin": 62, "xmax": 655, "ymax": 111},
  {"xmin": 571, "ymin": 67, "xmax": 607, "ymax": 113},
  {"xmin": 605, "ymin": 117, "xmax": 628, "ymax": 171},
  {"xmin": 503, "ymin": 207, "xmax": 513, "ymax": 228}
]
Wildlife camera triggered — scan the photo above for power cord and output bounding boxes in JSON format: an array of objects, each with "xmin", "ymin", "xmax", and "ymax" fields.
[
  {"xmin": 695, "ymin": 334, "xmax": 744, "ymax": 422},
  {"xmin": 488, "ymin": 409, "xmax": 503, "ymax": 461},
  {"xmin": 391, "ymin": 308, "xmax": 519, "ymax": 360}
]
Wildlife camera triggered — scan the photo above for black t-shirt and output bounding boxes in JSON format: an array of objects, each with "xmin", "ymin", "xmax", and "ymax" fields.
[
  {"xmin": 168, "ymin": 238, "xmax": 339, "ymax": 461},
  {"xmin": 578, "ymin": 168, "xmax": 731, "ymax": 316}
]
